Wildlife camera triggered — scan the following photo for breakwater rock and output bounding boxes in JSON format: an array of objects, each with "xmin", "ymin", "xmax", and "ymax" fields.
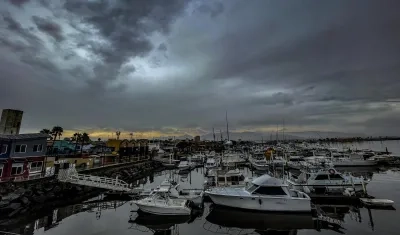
[{"xmin": 0, "ymin": 161, "xmax": 164, "ymax": 220}]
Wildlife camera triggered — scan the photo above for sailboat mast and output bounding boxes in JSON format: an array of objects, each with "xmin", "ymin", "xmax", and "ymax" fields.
[
  {"xmin": 226, "ymin": 111, "xmax": 230, "ymax": 141},
  {"xmin": 213, "ymin": 127, "xmax": 216, "ymax": 142}
]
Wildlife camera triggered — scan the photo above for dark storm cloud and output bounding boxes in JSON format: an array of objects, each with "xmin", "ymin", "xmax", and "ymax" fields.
[
  {"xmin": 1, "ymin": 0, "xmax": 399, "ymax": 137},
  {"xmin": 194, "ymin": 1, "xmax": 224, "ymax": 18},
  {"xmin": 2, "ymin": 13, "xmax": 22, "ymax": 30},
  {"xmin": 8, "ymin": 0, "xmax": 30, "ymax": 7},
  {"xmin": 32, "ymin": 16, "xmax": 64, "ymax": 41},
  {"xmin": 62, "ymin": 0, "xmax": 189, "ymax": 87},
  {"xmin": 202, "ymin": 0, "xmax": 400, "ymax": 104}
]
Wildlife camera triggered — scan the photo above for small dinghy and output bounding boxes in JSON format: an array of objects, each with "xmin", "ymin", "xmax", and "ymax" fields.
[
  {"xmin": 360, "ymin": 198, "xmax": 395, "ymax": 207},
  {"xmin": 133, "ymin": 193, "xmax": 192, "ymax": 215}
]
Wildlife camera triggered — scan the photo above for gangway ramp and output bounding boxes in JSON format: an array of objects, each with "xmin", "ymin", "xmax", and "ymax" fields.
[{"xmin": 56, "ymin": 163, "xmax": 142, "ymax": 193}]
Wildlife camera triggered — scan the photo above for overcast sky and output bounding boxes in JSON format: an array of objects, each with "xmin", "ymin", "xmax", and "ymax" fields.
[{"xmin": 1, "ymin": 0, "xmax": 400, "ymax": 139}]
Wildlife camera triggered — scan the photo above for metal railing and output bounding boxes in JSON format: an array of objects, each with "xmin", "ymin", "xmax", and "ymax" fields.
[{"xmin": 57, "ymin": 166, "xmax": 138, "ymax": 192}]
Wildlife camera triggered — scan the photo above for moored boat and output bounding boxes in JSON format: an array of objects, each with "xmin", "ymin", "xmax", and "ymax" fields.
[
  {"xmin": 133, "ymin": 194, "xmax": 192, "ymax": 215},
  {"xmin": 286, "ymin": 167, "xmax": 369, "ymax": 193},
  {"xmin": 206, "ymin": 174, "xmax": 311, "ymax": 212}
]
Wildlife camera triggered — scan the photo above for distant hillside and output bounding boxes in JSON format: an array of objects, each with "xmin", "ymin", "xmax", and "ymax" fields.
[
  {"xmin": 287, "ymin": 131, "xmax": 367, "ymax": 139},
  {"xmin": 162, "ymin": 131, "xmax": 365, "ymax": 141}
]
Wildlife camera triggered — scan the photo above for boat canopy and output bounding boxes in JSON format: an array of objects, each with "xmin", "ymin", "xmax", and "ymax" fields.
[{"xmin": 252, "ymin": 174, "xmax": 285, "ymax": 187}]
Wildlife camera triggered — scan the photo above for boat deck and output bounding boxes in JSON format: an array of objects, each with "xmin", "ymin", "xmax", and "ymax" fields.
[{"xmin": 207, "ymin": 187, "xmax": 249, "ymax": 197}]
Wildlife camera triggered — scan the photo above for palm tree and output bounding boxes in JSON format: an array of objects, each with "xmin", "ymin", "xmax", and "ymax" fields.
[
  {"xmin": 51, "ymin": 126, "xmax": 63, "ymax": 160},
  {"xmin": 51, "ymin": 126, "xmax": 63, "ymax": 141},
  {"xmin": 116, "ymin": 131, "xmax": 121, "ymax": 140},
  {"xmin": 80, "ymin": 133, "xmax": 90, "ymax": 155},
  {"xmin": 73, "ymin": 133, "xmax": 81, "ymax": 155}
]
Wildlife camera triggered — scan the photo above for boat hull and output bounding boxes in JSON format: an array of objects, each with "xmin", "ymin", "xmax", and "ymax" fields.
[
  {"xmin": 207, "ymin": 193, "xmax": 311, "ymax": 212},
  {"xmin": 178, "ymin": 165, "xmax": 190, "ymax": 171},
  {"xmin": 332, "ymin": 160, "xmax": 377, "ymax": 167},
  {"xmin": 287, "ymin": 180, "xmax": 367, "ymax": 192},
  {"xmin": 135, "ymin": 203, "xmax": 191, "ymax": 215},
  {"xmin": 251, "ymin": 163, "xmax": 269, "ymax": 171},
  {"xmin": 162, "ymin": 163, "xmax": 176, "ymax": 168}
]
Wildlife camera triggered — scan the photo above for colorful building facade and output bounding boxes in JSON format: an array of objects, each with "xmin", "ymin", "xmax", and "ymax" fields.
[{"xmin": 0, "ymin": 133, "xmax": 49, "ymax": 181}]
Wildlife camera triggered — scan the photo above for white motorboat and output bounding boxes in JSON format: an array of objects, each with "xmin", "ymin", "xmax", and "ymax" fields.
[
  {"xmin": 205, "ymin": 168, "xmax": 251, "ymax": 188},
  {"xmin": 286, "ymin": 167, "xmax": 369, "ymax": 193},
  {"xmin": 206, "ymin": 174, "xmax": 311, "ymax": 212},
  {"xmin": 249, "ymin": 153, "xmax": 269, "ymax": 171},
  {"xmin": 329, "ymin": 152, "xmax": 377, "ymax": 167},
  {"xmin": 191, "ymin": 153, "xmax": 205, "ymax": 165},
  {"xmin": 221, "ymin": 153, "xmax": 247, "ymax": 167},
  {"xmin": 133, "ymin": 193, "xmax": 192, "ymax": 215},
  {"xmin": 205, "ymin": 157, "xmax": 219, "ymax": 169},
  {"xmin": 141, "ymin": 179, "xmax": 204, "ymax": 205},
  {"xmin": 287, "ymin": 156, "xmax": 305, "ymax": 170},
  {"xmin": 268, "ymin": 156, "xmax": 286, "ymax": 167},
  {"xmin": 177, "ymin": 160, "xmax": 191, "ymax": 171},
  {"xmin": 162, "ymin": 154, "xmax": 177, "ymax": 168}
]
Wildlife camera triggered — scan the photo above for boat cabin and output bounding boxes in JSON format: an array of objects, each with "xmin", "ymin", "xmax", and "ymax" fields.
[
  {"xmin": 206, "ymin": 168, "xmax": 246, "ymax": 187},
  {"xmin": 245, "ymin": 175, "xmax": 305, "ymax": 198},
  {"xmin": 205, "ymin": 158, "xmax": 218, "ymax": 168},
  {"xmin": 296, "ymin": 168, "xmax": 346, "ymax": 183}
]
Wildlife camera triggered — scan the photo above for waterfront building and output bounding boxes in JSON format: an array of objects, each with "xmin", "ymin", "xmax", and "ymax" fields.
[
  {"xmin": 106, "ymin": 139, "xmax": 122, "ymax": 152},
  {"xmin": 0, "ymin": 109, "xmax": 23, "ymax": 135},
  {"xmin": 0, "ymin": 133, "xmax": 49, "ymax": 181}
]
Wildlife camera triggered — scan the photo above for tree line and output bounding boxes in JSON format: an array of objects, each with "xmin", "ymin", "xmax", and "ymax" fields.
[{"xmin": 40, "ymin": 126, "xmax": 92, "ymax": 156}]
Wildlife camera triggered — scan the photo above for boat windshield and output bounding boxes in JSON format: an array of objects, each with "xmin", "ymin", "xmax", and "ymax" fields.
[{"xmin": 246, "ymin": 183, "xmax": 259, "ymax": 192}]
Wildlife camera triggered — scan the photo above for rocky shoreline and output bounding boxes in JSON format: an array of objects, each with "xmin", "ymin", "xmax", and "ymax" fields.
[{"xmin": 0, "ymin": 161, "xmax": 164, "ymax": 221}]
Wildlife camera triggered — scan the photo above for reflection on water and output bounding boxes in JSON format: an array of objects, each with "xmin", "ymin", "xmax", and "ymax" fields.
[
  {"xmin": 1, "ymin": 162, "xmax": 400, "ymax": 235},
  {"xmin": 204, "ymin": 205, "xmax": 315, "ymax": 234}
]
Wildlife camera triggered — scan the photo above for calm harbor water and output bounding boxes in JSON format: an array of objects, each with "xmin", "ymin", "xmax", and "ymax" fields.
[
  {"xmin": 2, "ymin": 141, "xmax": 400, "ymax": 235},
  {"xmin": 3, "ymin": 168, "xmax": 400, "ymax": 235}
]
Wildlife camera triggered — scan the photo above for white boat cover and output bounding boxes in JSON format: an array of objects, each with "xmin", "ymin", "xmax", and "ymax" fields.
[{"xmin": 252, "ymin": 174, "xmax": 287, "ymax": 187}]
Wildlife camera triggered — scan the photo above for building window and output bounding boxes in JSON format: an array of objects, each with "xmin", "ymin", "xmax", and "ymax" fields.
[
  {"xmin": 1, "ymin": 145, "xmax": 7, "ymax": 154},
  {"xmin": 11, "ymin": 163, "xmax": 23, "ymax": 175},
  {"xmin": 15, "ymin": 144, "xmax": 27, "ymax": 153},
  {"xmin": 33, "ymin": 144, "xmax": 43, "ymax": 152},
  {"xmin": 29, "ymin": 161, "xmax": 43, "ymax": 173}
]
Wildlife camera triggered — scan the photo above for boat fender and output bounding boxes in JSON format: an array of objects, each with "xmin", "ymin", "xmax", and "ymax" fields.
[{"xmin": 259, "ymin": 199, "xmax": 262, "ymax": 205}]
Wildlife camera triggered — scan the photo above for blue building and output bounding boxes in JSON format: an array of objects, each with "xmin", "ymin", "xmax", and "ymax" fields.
[{"xmin": 0, "ymin": 133, "xmax": 49, "ymax": 181}]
